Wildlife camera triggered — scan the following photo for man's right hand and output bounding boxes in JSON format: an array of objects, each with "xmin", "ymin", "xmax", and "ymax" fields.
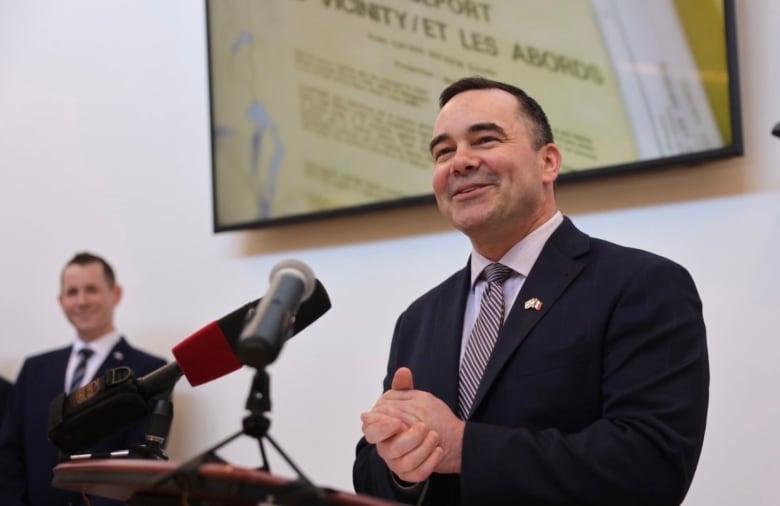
[{"xmin": 360, "ymin": 367, "xmax": 445, "ymax": 483}]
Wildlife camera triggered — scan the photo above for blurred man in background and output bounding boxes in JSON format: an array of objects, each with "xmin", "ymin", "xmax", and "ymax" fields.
[{"xmin": 0, "ymin": 252, "xmax": 167, "ymax": 506}]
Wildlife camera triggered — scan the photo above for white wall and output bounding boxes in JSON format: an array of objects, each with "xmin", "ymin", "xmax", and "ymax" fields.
[{"xmin": 0, "ymin": 1, "xmax": 778, "ymax": 504}]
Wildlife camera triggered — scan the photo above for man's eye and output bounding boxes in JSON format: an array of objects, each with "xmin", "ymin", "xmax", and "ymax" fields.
[
  {"xmin": 433, "ymin": 147, "xmax": 453, "ymax": 161},
  {"xmin": 475, "ymin": 136, "xmax": 497, "ymax": 145}
]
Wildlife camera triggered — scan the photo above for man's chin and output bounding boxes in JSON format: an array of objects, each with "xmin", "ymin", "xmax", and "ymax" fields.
[
  {"xmin": 450, "ymin": 210, "xmax": 494, "ymax": 234},
  {"xmin": 74, "ymin": 325, "xmax": 100, "ymax": 341}
]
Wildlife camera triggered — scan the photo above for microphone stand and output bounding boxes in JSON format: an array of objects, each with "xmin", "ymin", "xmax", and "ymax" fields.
[
  {"xmin": 148, "ymin": 368, "xmax": 328, "ymax": 506},
  {"xmin": 242, "ymin": 369, "xmax": 274, "ymax": 472}
]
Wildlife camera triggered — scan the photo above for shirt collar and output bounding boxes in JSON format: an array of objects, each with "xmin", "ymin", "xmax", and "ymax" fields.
[
  {"xmin": 470, "ymin": 211, "xmax": 563, "ymax": 286},
  {"xmin": 72, "ymin": 330, "xmax": 122, "ymax": 357}
]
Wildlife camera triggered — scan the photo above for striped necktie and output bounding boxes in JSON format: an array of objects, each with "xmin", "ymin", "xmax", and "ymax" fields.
[
  {"xmin": 458, "ymin": 263, "xmax": 512, "ymax": 418},
  {"xmin": 69, "ymin": 348, "xmax": 94, "ymax": 393}
]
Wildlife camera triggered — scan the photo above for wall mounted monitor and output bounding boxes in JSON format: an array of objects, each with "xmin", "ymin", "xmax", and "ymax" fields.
[{"xmin": 207, "ymin": 0, "xmax": 742, "ymax": 232}]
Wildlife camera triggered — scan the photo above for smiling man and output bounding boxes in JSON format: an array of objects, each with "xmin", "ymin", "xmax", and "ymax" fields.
[
  {"xmin": 0, "ymin": 252, "xmax": 166, "ymax": 506},
  {"xmin": 354, "ymin": 77, "xmax": 710, "ymax": 506}
]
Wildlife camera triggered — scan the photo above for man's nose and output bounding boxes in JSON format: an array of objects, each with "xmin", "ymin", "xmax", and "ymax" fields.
[{"xmin": 450, "ymin": 146, "xmax": 479, "ymax": 175}]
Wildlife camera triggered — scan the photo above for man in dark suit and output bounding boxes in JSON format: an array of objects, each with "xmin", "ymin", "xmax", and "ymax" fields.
[
  {"xmin": 0, "ymin": 252, "xmax": 167, "ymax": 506},
  {"xmin": 353, "ymin": 77, "xmax": 709, "ymax": 505}
]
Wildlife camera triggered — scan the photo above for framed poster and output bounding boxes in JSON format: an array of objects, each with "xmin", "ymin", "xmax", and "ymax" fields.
[{"xmin": 207, "ymin": 0, "xmax": 741, "ymax": 231}]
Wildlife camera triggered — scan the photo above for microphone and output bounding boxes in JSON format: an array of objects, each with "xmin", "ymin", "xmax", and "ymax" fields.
[
  {"xmin": 48, "ymin": 278, "xmax": 331, "ymax": 453},
  {"xmin": 238, "ymin": 259, "xmax": 317, "ymax": 369},
  {"xmin": 66, "ymin": 396, "xmax": 175, "ymax": 462},
  {"xmin": 48, "ymin": 307, "xmax": 249, "ymax": 453}
]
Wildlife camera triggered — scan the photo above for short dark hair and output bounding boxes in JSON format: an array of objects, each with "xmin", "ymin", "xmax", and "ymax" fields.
[
  {"xmin": 439, "ymin": 76, "xmax": 554, "ymax": 149},
  {"xmin": 62, "ymin": 252, "xmax": 116, "ymax": 287}
]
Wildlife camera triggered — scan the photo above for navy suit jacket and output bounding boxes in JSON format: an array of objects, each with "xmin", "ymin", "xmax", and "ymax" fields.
[
  {"xmin": 354, "ymin": 217, "xmax": 709, "ymax": 506},
  {"xmin": 0, "ymin": 337, "xmax": 166, "ymax": 506}
]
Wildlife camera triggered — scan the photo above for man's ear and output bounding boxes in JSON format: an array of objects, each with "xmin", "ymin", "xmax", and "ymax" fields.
[
  {"xmin": 540, "ymin": 143, "xmax": 562, "ymax": 183},
  {"xmin": 112, "ymin": 284, "xmax": 123, "ymax": 306}
]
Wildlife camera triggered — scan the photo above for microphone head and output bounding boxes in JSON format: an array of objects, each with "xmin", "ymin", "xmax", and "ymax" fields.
[
  {"xmin": 217, "ymin": 280, "xmax": 330, "ymax": 351},
  {"xmin": 238, "ymin": 261, "xmax": 330, "ymax": 369},
  {"xmin": 290, "ymin": 277, "xmax": 331, "ymax": 335},
  {"xmin": 175, "ymin": 277, "xmax": 330, "ymax": 381},
  {"xmin": 172, "ymin": 321, "xmax": 242, "ymax": 386},
  {"xmin": 271, "ymin": 259, "xmax": 316, "ymax": 301}
]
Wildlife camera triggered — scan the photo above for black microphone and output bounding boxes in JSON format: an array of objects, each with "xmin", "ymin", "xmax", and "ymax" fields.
[
  {"xmin": 49, "ymin": 367, "xmax": 152, "ymax": 454},
  {"xmin": 65, "ymin": 395, "xmax": 174, "ymax": 462},
  {"xmin": 238, "ymin": 259, "xmax": 318, "ymax": 369},
  {"xmin": 48, "ymin": 279, "xmax": 331, "ymax": 453}
]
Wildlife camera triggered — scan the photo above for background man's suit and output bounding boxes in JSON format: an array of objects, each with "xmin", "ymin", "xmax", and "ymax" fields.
[
  {"xmin": 0, "ymin": 337, "xmax": 166, "ymax": 506},
  {"xmin": 354, "ymin": 217, "xmax": 709, "ymax": 506}
]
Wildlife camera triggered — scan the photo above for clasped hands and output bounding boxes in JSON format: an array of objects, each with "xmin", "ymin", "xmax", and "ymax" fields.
[{"xmin": 360, "ymin": 367, "xmax": 465, "ymax": 484}]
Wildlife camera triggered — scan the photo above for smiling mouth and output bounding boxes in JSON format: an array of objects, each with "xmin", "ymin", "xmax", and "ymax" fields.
[{"xmin": 453, "ymin": 183, "xmax": 489, "ymax": 198}]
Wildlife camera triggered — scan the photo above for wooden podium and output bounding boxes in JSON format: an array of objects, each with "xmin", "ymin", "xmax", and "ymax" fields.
[{"xmin": 53, "ymin": 459, "xmax": 401, "ymax": 506}]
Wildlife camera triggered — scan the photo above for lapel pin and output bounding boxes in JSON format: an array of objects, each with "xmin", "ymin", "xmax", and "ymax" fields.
[{"xmin": 524, "ymin": 297, "xmax": 543, "ymax": 311}]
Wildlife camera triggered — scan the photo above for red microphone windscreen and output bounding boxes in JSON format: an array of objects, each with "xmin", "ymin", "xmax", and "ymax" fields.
[{"xmin": 172, "ymin": 321, "xmax": 242, "ymax": 386}]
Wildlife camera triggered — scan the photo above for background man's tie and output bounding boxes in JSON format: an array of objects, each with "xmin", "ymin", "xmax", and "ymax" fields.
[
  {"xmin": 69, "ymin": 348, "xmax": 94, "ymax": 393},
  {"xmin": 458, "ymin": 263, "xmax": 512, "ymax": 418}
]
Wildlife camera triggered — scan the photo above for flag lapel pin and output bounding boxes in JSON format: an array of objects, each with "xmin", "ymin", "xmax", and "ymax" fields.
[{"xmin": 524, "ymin": 297, "xmax": 543, "ymax": 311}]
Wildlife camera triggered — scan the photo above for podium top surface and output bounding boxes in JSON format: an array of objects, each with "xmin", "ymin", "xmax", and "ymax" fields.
[{"xmin": 53, "ymin": 459, "xmax": 400, "ymax": 506}]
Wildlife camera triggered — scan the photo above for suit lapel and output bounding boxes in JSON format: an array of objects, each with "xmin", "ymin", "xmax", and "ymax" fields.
[
  {"xmin": 426, "ymin": 265, "xmax": 472, "ymax": 412},
  {"xmin": 468, "ymin": 218, "xmax": 589, "ymax": 416},
  {"xmin": 93, "ymin": 337, "xmax": 133, "ymax": 378},
  {"xmin": 53, "ymin": 347, "xmax": 73, "ymax": 393}
]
